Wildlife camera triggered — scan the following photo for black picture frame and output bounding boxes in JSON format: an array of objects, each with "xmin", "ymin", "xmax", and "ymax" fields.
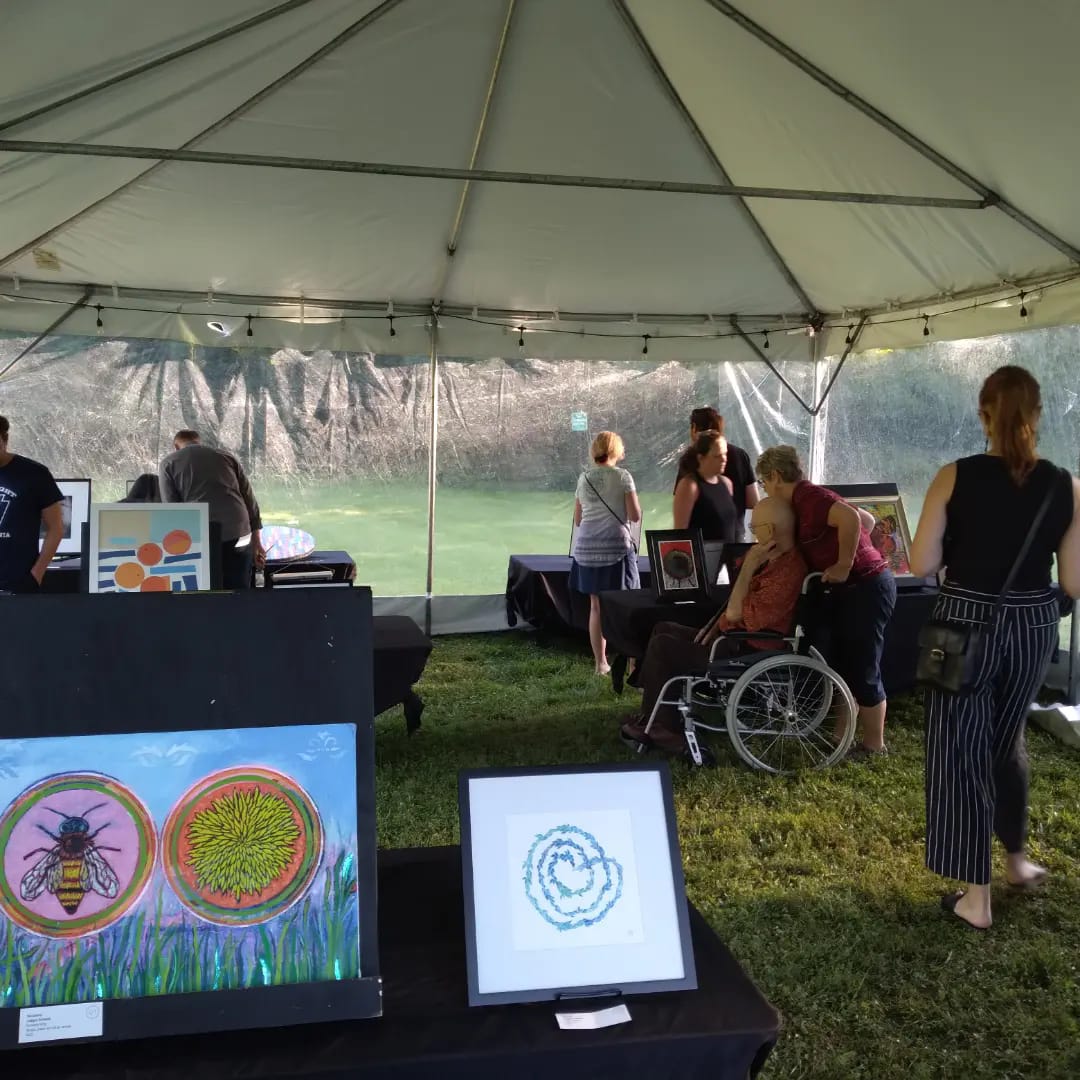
[
  {"xmin": 39, "ymin": 478, "xmax": 91, "ymax": 558},
  {"xmin": 458, "ymin": 761, "xmax": 697, "ymax": 1007},
  {"xmin": 646, "ymin": 529, "xmax": 709, "ymax": 603},
  {"xmin": 0, "ymin": 589, "xmax": 381, "ymax": 1049}
]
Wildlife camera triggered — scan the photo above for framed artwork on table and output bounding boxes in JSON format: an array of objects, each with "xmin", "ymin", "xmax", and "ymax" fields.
[
  {"xmin": 646, "ymin": 529, "xmax": 708, "ymax": 602},
  {"xmin": 459, "ymin": 762, "xmax": 697, "ymax": 1006},
  {"xmin": 89, "ymin": 503, "xmax": 211, "ymax": 593},
  {"xmin": 39, "ymin": 479, "xmax": 91, "ymax": 557},
  {"xmin": 844, "ymin": 494, "xmax": 916, "ymax": 579}
]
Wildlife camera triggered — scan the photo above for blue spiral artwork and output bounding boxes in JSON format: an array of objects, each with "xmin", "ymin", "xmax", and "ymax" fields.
[{"xmin": 523, "ymin": 825, "xmax": 624, "ymax": 930}]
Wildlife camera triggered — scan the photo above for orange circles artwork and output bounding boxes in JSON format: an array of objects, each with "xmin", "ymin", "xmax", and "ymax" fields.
[
  {"xmin": 162, "ymin": 530, "xmax": 192, "ymax": 556},
  {"xmin": 137, "ymin": 542, "xmax": 162, "ymax": 567},
  {"xmin": 113, "ymin": 562, "xmax": 145, "ymax": 590},
  {"xmin": 162, "ymin": 767, "xmax": 323, "ymax": 926}
]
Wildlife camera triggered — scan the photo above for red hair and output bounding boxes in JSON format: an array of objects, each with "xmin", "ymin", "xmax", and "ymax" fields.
[{"xmin": 979, "ymin": 365, "xmax": 1041, "ymax": 485}]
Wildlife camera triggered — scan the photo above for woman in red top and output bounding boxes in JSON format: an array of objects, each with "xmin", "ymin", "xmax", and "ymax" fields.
[{"xmin": 755, "ymin": 445, "xmax": 897, "ymax": 758}]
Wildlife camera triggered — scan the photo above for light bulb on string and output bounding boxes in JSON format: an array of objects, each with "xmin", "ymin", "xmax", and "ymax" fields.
[
  {"xmin": 845, "ymin": 323, "xmax": 854, "ymax": 345},
  {"xmin": 1019, "ymin": 291, "xmax": 1028, "ymax": 318},
  {"xmin": 518, "ymin": 326, "xmax": 525, "ymax": 348},
  {"xmin": 642, "ymin": 334, "xmax": 650, "ymax": 355},
  {"xmin": 762, "ymin": 330, "xmax": 769, "ymax": 350},
  {"xmin": 95, "ymin": 305, "xmax": 103, "ymax": 329},
  {"xmin": 922, "ymin": 315, "xmax": 930, "ymax": 337},
  {"xmin": 388, "ymin": 316, "xmax": 396, "ymax": 338},
  {"xmin": 246, "ymin": 314, "xmax": 254, "ymax": 338}
]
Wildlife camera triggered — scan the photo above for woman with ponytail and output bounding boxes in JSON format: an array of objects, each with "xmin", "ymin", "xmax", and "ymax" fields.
[{"xmin": 910, "ymin": 365, "xmax": 1080, "ymax": 929}]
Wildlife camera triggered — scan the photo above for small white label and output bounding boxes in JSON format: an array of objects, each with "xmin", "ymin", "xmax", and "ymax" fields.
[
  {"xmin": 556, "ymin": 1003, "xmax": 631, "ymax": 1030},
  {"xmin": 18, "ymin": 1002, "xmax": 104, "ymax": 1044}
]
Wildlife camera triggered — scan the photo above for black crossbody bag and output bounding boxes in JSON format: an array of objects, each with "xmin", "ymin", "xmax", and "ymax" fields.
[
  {"xmin": 582, "ymin": 473, "xmax": 638, "ymax": 554},
  {"xmin": 916, "ymin": 473, "xmax": 1059, "ymax": 694}
]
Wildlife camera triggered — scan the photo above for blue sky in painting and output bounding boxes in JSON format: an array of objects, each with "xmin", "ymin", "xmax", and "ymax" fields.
[{"xmin": 0, "ymin": 724, "xmax": 358, "ymax": 846}]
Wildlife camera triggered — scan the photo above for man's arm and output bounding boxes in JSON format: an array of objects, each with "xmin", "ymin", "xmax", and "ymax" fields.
[
  {"xmin": 232, "ymin": 458, "xmax": 265, "ymax": 567},
  {"xmin": 159, "ymin": 461, "xmax": 180, "ymax": 503},
  {"xmin": 32, "ymin": 502, "xmax": 63, "ymax": 583}
]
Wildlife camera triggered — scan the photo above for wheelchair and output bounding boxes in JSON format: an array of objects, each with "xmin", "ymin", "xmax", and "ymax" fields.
[{"xmin": 635, "ymin": 573, "xmax": 858, "ymax": 774}]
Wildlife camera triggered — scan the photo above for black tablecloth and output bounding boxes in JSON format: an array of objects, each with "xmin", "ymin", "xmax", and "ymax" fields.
[
  {"xmin": 506, "ymin": 555, "xmax": 653, "ymax": 633},
  {"xmin": 372, "ymin": 615, "xmax": 432, "ymax": 730},
  {"xmin": 15, "ymin": 846, "xmax": 778, "ymax": 1080},
  {"xmin": 600, "ymin": 585, "xmax": 939, "ymax": 696}
]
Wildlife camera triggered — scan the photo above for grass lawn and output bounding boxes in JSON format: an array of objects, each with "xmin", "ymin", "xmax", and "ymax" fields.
[{"xmin": 375, "ymin": 633, "xmax": 1080, "ymax": 1080}]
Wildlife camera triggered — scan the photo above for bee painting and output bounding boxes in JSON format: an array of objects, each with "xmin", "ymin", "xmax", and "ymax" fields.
[{"xmin": 20, "ymin": 804, "xmax": 121, "ymax": 915}]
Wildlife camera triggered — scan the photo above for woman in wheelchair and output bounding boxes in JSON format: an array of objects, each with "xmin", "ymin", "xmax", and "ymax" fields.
[
  {"xmin": 620, "ymin": 497, "xmax": 807, "ymax": 753},
  {"xmin": 755, "ymin": 445, "xmax": 896, "ymax": 758}
]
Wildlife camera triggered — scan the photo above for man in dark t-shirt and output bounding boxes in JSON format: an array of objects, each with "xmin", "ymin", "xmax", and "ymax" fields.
[
  {"xmin": 0, "ymin": 415, "xmax": 64, "ymax": 592},
  {"xmin": 680, "ymin": 406, "xmax": 759, "ymax": 523}
]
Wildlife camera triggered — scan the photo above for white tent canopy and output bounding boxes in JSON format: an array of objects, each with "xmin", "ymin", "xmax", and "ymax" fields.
[{"xmin": 2, "ymin": 0, "xmax": 1080, "ymax": 360}]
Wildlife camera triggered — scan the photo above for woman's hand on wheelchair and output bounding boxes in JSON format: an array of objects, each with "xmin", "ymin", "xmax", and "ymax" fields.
[{"xmin": 821, "ymin": 562, "xmax": 851, "ymax": 584}]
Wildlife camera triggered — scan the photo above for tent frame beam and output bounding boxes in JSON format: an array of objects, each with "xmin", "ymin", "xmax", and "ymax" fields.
[
  {"xmin": 0, "ymin": 138, "xmax": 992, "ymax": 209},
  {"xmin": 611, "ymin": 0, "xmax": 816, "ymax": 316},
  {"xmin": 0, "ymin": 0, "xmax": 407, "ymax": 271},
  {"xmin": 0, "ymin": 0, "xmax": 323, "ymax": 135},
  {"xmin": 432, "ymin": 0, "xmax": 518, "ymax": 305},
  {"xmin": 0, "ymin": 287, "xmax": 92, "ymax": 380},
  {"xmin": 703, "ymin": 0, "xmax": 1080, "ymax": 265}
]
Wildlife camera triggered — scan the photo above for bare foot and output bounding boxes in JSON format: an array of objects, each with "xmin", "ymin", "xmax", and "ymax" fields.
[
  {"xmin": 1006, "ymin": 856, "xmax": 1048, "ymax": 888},
  {"xmin": 943, "ymin": 890, "xmax": 992, "ymax": 929}
]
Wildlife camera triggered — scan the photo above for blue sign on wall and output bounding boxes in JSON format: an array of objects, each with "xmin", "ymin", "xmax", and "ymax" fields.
[{"xmin": 570, "ymin": 411, "xmax": 588, "ymax": 432}]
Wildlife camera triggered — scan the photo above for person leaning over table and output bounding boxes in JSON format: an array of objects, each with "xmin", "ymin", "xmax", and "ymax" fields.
[
  {"xmin": 755, "ymin": 445, "xmax": 895, "ymax": 760},
  {"xmin": 909, "ymin": 365, "xmax": 1080, "ymax": 930},
  {"xmin": 676, "ymin": 406, "xmax": 759, "ymax": 522},
  {"xmin": 619, "ymin": 497, "xmax": 806, "ymax": 754},
  {"xmin": 0, "ymin": 414, "xmax": 64, "ymax": 594},
  {"xmin": 672, "ymin": 430, "xmax": 742, "ymax": 543},
  {"xmin": 569, "ymin": 430, "xmax": 642, "ymax": 677}
]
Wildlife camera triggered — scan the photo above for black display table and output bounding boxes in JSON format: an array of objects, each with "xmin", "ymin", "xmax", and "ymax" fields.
[
  {"xmin": 506, "ymin": 555, "xmax": 653, "ymax": 633},
  {"xmin": 13, "ymin": 846, "xmax": 779, "ymax": 1080},
  {"xmin": 372, "ymin": 615, "xmax": 433, "ymax": 733},
  {"xmin": 600, "ymin": 585, "xmax": 939, "ymax": 696}
]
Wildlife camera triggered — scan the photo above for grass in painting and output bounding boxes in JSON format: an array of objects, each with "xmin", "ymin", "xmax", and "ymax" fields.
[
  {"xmin": 0, "ymin": 850, "xmax": 358, "ymax": 1008},
  {"xmin": 375, "ymin": 633, "xmax": 1080, "ymax": 1080}
]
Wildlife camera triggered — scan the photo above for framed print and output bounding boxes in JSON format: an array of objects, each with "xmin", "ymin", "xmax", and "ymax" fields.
[
  {"xmin": 89, "ymin": 503, "xmax": 211, "ymax": 593},
  {"xmin": 459, "ymin": 763, "xmax": 697, "ymax": 1006},
  {"xmin": 844, "ymin": 494, "xmax": 915, "ymax": 578},
  {"xmin": 0, "ymin": 588, "xmax": 381, "ymax": 1047},
  {"xmin": 646, "ymin": 529, "xmax": 708, "ymax": 602},
  {"xmin": 569, "ymin": 513, "xmax": 643, "ymax": 557},
  {"xmin": 39, "ymin": 478, "xmax": 91, "ymax": 557}
]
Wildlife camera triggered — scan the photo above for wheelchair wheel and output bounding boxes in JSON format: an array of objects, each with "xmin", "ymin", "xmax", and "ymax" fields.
[{"xmin": 725, "ymin": 654, "xmax": 856, "ymax": 774}]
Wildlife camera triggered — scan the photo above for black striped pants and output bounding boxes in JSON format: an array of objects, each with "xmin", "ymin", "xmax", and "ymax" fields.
[{"xmin": 924, "ymin": 585, "xmax": 1060, "ymax": 885}]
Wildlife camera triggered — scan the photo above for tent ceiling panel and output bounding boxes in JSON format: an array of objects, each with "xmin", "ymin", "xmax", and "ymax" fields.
[
  {"xmin": 742, "ymin": 200, "xmax": 1067, "ymax": 311},
  {"xmin": 737, "ymin": 0, "xmax": 1080, "ymax": 255},
  {"xmin": 196, "ymin": 0, "xmax": 505, "ymax": 168},
  {"xmin": 445, "ymin": 185, "xmax": 807, "ymax": 316},
  {"xmin": 6, "ymin": 167, "xmax": 459, "ymax": 301}
]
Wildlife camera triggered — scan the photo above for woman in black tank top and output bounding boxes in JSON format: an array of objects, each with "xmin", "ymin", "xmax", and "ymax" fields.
[
  {"xmin": 910, "ymin": 365, "xmax": 1080, "ymax": 930},
  {"xmin": 672, "ymin": 432, "xmax": 741, "ymax": 542}
]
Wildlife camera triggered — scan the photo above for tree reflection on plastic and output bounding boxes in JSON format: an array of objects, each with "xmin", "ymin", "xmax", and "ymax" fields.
[{"xmin": 523, "ymin": 825, "xmax": 624, "ymax": 930}]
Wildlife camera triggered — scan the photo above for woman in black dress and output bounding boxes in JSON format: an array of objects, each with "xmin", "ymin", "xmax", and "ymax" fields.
[
  {"xmin": 910, "ymin": 365, "xmax": 1080, "ymax": 929},
  {"xmin": 672, "ymin": 431, "xmax": 740, "ymax": 542}
]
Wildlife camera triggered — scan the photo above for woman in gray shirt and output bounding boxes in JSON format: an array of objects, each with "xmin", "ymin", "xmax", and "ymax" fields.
[{"xmin": 569, "ymin": 431, "xmax": 642, "ymax": 675}]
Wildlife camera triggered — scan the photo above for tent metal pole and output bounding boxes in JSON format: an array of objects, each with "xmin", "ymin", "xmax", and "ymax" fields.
[
  {"xmin": 808, "ymin": 339, "xmax": 826, "ymax": 482},
  {"xmin": 0, "ymin": 139, "xmax": 990, "ymax": 209},
  {"xmin": 424, "ymin": 313, "xmax": 440, "ymax": 636},
  {"xmin": 432, "ymin": 0, "xmax": 518, "ymax": 304},
  {"xmin": 730, "ymin": 318, "xmax": 815, "ymax": 414},
  {"xmin": 0, "ymin": 287, "xmax": 92, "ymax": 380},
  {"xmin": 0, "ymin": 0, "xmax": 323, "ymax": 135},
  {"xmin": 810, "ymin": 315, "xmax": 867, "ymax": 414},
  {"xmin": 0, "ymin": 0, "xmax": 407, "ymax": 271},
  {"xmin": 611, "ymin": 0, "xmax": 816, "ymax": 316},
  {"xmin": 702, "ymin": 0, "xmax": 1080, "ymax": 265}
]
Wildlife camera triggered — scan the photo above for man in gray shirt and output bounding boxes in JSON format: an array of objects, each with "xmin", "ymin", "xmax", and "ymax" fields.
[{"xmin": 159, "ymin": 430, "xmax": 265, "ymax": 589}]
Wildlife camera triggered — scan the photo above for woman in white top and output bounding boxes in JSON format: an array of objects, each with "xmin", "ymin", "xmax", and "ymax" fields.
[{"xmin": 570, "ymin": 431, "xmax": 642, "ymax": 675}]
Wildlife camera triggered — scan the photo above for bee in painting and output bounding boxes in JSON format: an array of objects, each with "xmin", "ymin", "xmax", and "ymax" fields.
[{"xmin": 20, "ymin": 804, "xmax": 121, "ymax": 915}]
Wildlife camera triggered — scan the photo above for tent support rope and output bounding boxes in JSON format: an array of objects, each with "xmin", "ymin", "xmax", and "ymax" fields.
[
  {"xmin": 432, "ymin": 0, "xmax": 518, "ymax": 305},
  {"xmin": 702, "ymin": 0, "xmax": 1080, "ymax": 265},
  {"xmin": 611, "ymin": 0, "xmax": 817, "ymax": 316},
  {"xmin": 0, "ymin": 0, "xmax": 407, "ymax": 271},
  {"xmin": 0, "ymin": 0, "xmax": 322, "ymax": 135},
  {"xmin": 0, "ymin": 287, "xmax": 92, "ymax": 381}
]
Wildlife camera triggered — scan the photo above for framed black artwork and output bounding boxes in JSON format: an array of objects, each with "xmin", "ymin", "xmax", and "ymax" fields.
[{"xmin": 646, "ymin": 529, "xmax": 709, "ymax": 603}]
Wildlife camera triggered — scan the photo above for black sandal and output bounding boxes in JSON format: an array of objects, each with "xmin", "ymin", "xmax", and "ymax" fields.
[{"xmin": 940, "ymin": 890, "xmax": 989, "ymax": 931}]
